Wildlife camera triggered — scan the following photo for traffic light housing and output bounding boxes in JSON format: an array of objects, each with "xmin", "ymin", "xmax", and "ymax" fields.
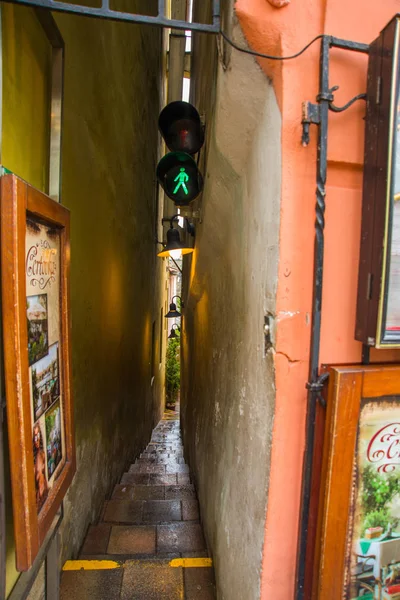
[{"xmin": 157, "ymin": 101, "xmax": 204, "ymax": 206}]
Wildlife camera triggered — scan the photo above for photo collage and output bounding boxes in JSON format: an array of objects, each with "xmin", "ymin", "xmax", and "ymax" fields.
[
  {"xmin": 26, "ymin": 218, "xmax": 65, "ymax": 513},
  {"xmin": 349, "ymin": 401, "xmax": 400, "ymax": 600}
]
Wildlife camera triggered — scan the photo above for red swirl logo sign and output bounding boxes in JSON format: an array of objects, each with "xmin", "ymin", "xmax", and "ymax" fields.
[{"xmin": 367, "ymin": 423, "xmax": 400, "ymax": 472}]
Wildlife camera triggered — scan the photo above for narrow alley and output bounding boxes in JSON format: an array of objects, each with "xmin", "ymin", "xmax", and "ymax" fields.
[
  {"xmin": 60, "ymin": 407, "xmax": 216, "ymax": 599},
  {"xmin": 2, "ymin": 1, "xmax": 400, "ymax": 600}
]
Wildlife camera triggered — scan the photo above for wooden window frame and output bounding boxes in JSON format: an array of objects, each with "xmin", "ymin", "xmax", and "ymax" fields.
[{"xmin": 356, "ymin": 15, "xmax": 400, "ymax": 348}]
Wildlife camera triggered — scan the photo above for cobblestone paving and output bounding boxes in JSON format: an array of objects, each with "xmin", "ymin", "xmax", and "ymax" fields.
[{"xmin": 60, "ymin": 409, "xmax": 216, "ymax": 599}]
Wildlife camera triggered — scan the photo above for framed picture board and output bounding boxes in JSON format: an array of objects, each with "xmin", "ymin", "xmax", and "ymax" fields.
[
  {"xmin": 356, "ymin": 15, "xmax": 400, "ymax": 348},
  {"xmin": 315, "ymin": 364, "xmax": 400, "ymax": 600},
  {"xmin": 1, "ymin": 174, "xmax": 75, "ymax": 571}
]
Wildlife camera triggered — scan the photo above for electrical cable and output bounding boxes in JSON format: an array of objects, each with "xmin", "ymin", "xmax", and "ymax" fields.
[{"xmin": 219, "ymin": 30, "xmax": 325, "ymax": 61}]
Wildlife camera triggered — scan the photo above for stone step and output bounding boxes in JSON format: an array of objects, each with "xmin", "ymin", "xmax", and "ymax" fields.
[
  {"xmin": 135, "ymin": 456, "xmax": 186, "ymax": 466},
  {"xmin": 64, "ymin": 412, "xmax": 216, "ymax": 600},
  {"xmin": 77, "ymin": 553, "xmax": 181, "ymax": 563},
  {"xmin": 112, "ymin": 483, "xmax": 196, "ymax": 502},
  {"xmin": 149, "ymin": 442, "xmax": 182, "ymax": 449},
  {"xmin": 139, "ymin": 455, "xmax": 183, "ymax": 462},
  {"xmin": 146, "ymin": 444, "xmax": 179, "ymax": 452},
  {"xmin": 129, "ymin": 463, "xmax": 190, "ymax": 474},
  {"xmin": 62, "ymin": 558, "xmax": 216, "ymax": 600},
  {"xmin": 103, "ymin": 499, "xmax": 182, "ymax": 524},
  {"xmin": 151, "ymin": 428, "xmax": 180, "ymax": 433},
  {"xmin": 102, "ymin": 498, "xmax": 200, "ymax": 524},
  {"xmin": 80, "ymin": 522, "xmax": 207, "ymax": 557},
  {"xmin": 138, "ymin": 451, "xmax": 183, "ymax": 459},
  {"xmin": 120, "ymin": 472, "xmax": 191, "ymax": 486},
  {"xmin": 140, "ymin": 454, "xmax": 183, "ymax": 461},
  {"xmin": 150, "ymin": 437, "xmax": 181, "ymax": 443},
  {"xmin": 136, "ymin": 457, "xmax": 181, "ymax": 466},
  {"xmin": 141, "ymin": 450, "xmax": 183, "ymax": 457},
  {"xmin": 78, "ymin": 552, "xmax": 211, "ymax": 561},
  {"xmin": 111, "ymin": 522, "xmax": 206, "ymax": 555},
  {"xmin": 129, "ymin": 464, "xmax": 167, "ymax": 474},
  {"xmin": 112, "ymin": 484, "xmax": 165, "ymax": 501},
  {"xmin": 153, "ymin": 428, "xmax": 180, "ymax": 434}
]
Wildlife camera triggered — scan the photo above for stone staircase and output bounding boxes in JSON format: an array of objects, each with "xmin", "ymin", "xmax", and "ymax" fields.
[{"xmin": 60, "ymin": 410, "xmax": 216, "ymax": 599}]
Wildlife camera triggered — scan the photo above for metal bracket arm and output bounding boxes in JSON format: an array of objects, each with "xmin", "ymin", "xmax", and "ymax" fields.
[
  {"xmin": 162, "ymin": 214, "xmax": 195, "ymax": 237},
  {"xmin": 329, "ymin": 36, "xmax": 370, "ymax": 53},
  {"xmin": 302, "ymin": 87, "xmax": 367, "ymax": 145},
  {"xmin": 329, "ymin": 92, "xmax": 367, "ymax": 113}
]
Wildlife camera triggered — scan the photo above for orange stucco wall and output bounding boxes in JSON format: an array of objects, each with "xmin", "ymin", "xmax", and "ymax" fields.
[{"xmin": 236, "ymin": 1, "xmax": 400, "ymax": 598}]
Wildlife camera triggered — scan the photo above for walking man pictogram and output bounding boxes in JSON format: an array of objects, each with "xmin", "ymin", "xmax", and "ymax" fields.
[{"xmin": 173, "ymin": 168, "xmax": 189, "ymax": 195}]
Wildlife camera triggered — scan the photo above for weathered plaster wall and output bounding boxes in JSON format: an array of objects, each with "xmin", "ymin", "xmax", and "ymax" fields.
[
  {"xmin": 56, "ymin": 6, "xmax": 165, "ymax": 561},
  {"xmin": 2, "ymin": 4, "xmax": 165, "ymax": 595},
  {"xmin": 181, "ymin": 15, "xmax": 281, "ymax": 600}
]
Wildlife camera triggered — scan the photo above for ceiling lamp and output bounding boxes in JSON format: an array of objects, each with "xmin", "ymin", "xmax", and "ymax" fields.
[
  {"xmin": 168, "ymin": 325, "xmax": 181, "ymax": 339},
  {"xmin": 165, "ymin": 296, "xmax": 182, "ymax": 319},
  {"xmin": 157, "ymin": 214, "xmax": 195, "ymax": 260},
  {"xmin": 157, "ymin": 225, "xmax": 194, "ymax": 260}
]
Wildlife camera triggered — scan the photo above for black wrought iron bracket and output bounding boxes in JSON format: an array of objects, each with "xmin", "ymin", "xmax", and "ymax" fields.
[
  {"xmin": 302, "ymin": 86, "xmax": 367, "ymax": 145},
  {"xmin": 2, "ymin": 0, "xmax": 221, "ymax": 33},
  {"xmin": 305, "ymin": 372, "xmax": 329, "ymax": 408},
  {"xmin": 296, "ymin": 34, "xmax": 370, "ymax": 600},
  {"xmin": 162, "ymin": 214, "xmax": 195, "ymax": 237}
]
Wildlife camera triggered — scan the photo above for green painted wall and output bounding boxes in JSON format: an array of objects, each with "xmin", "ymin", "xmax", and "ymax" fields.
[
  {"xmin": 2, "ymin": 4, "xmax": 51, "ymax": 191},
  {"xmin": 1, "ymin": 6, "xmax": 52, "ymax": 594},
  {"xmin": 1, "ymin": 3, "xmax": 165, "ymax": 595}
]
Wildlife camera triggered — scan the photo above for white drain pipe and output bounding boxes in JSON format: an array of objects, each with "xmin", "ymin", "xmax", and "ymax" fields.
[{"xmin": 164, "ymin": 0, "xmax": 188, "ymax": 217}]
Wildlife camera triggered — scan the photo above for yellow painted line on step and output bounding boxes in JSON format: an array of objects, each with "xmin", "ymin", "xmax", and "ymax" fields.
[
  {"xmin": 63, "ymin": 558, "xmax": 213, "ymax": 571},
  {"xmin": 63, "ymin": 560, "xmax": 122, "ymax": 571},
  {"xmin": 169, "ymin": 558, "xmax": 213, "ymax": 568}
]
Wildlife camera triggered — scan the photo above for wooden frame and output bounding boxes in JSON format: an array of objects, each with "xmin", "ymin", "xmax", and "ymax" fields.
[
  {"xmin": 0, "ymin": 174, "xmax": 75, "ymax": 571},
  {"xmin": 315, "ymin": 364, "xmax": 400, "ymax": 599},
  {"xmin": 356, "ymin": 15, "xmax": 400, "ymax": 348}
]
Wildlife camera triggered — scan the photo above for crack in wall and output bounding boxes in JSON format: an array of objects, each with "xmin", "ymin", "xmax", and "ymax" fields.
[{"xmin": 275, "ymin": 350, "xmax": 301, "ymax": 364}]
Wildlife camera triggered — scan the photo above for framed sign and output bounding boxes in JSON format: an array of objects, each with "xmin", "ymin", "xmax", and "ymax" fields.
[
  {"xmin": 1, "ymin": 174, "xmax": 75, "ymax": 571},
  {"xmin": 356, "ymin": 15, "xmax": 400, "ymax": 348},
  {"xmin": 316, "ymin": 364, "xmax": 400, "ymax": 600}
]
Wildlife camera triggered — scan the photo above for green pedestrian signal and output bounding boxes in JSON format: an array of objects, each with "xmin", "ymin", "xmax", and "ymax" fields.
[
  {"xmin": 156, "ymin": 152, "xmax": 203, "ymax": 206},
  {"xmin": 157, "ymin": 101, "xmax": 204, "ymax": 206},
  {"xmin": 174, "ymin": 168, "xmax": 189, "ymax": 195}
]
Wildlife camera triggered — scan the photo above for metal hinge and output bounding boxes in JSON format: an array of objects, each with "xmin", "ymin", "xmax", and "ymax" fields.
[
  {"xmin": 0, "ymin": 397, "xmax": 5, "ymax": 425},
  {"xmin": 367, "ymin": 272, "xmax": 373, "ymax": 300},
  {"xmin": 376, "ymin": 76, "xmax": 382, "ymax": 105},
  {"xmin": 301, "ymin": 101, "xmax": 320, "ymax": 146}
]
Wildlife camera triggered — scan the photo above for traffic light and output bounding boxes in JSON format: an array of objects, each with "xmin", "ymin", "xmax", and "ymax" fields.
[{"xmin": 157, "ymin": 101, "xmax": 204, "ymax": 206}]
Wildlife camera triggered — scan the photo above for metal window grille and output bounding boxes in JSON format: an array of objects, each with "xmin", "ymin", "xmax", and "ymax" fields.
[{"xmin": 2, "ymin": 0, "xmax": 220, "ymax": 33}]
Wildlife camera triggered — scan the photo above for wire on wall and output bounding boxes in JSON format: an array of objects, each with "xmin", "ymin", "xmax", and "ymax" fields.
[{"xmin": 219, "ymin": 30, "xmax": 324, "ymax": 61}]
